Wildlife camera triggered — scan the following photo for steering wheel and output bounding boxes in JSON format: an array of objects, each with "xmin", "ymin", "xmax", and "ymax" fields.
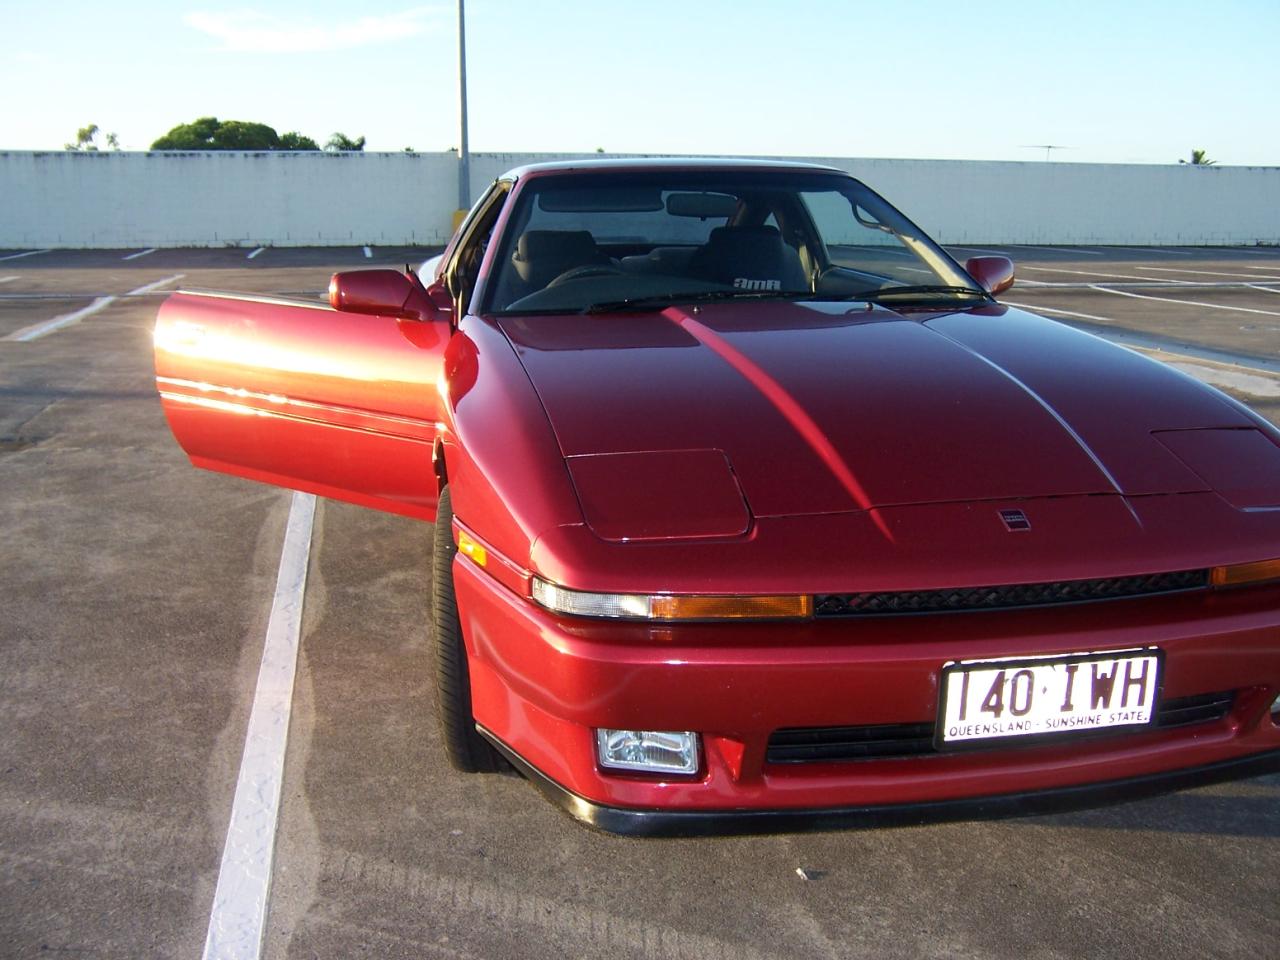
[{"xmin": 546, "ymin": 263, "xmax": 624, "ymax": 288}]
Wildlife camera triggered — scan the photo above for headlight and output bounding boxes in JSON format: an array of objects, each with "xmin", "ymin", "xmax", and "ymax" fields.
[{"xmin": 530, "ymin": 577, "xmax": 812, "ymax": 621}]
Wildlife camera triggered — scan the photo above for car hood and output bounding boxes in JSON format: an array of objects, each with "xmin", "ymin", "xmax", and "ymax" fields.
[{"xmin": 496, "ymin": 302, "xmax": 1252, "ymax": 530}]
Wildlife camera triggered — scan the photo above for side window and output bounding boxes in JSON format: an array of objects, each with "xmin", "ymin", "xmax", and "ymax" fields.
[{"xmin": 446, "ymin": 182, "xmax": 511, "ymax": 315}]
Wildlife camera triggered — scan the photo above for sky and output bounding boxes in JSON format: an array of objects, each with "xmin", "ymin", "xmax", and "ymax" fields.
[{"xmin": 5, "ymin": 0, "xmax": 1278, "ymax": 165}]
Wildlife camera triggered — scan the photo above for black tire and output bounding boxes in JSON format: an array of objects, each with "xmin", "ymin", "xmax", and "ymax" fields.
[{"xmin": 431, "ymin": 485, "xmax": 503, "ymax": 772}]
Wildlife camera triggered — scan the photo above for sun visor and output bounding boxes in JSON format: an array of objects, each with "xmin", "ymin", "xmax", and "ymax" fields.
[
  {"xmin": 566, "ymin": 450, "xmax": 751, "ymax": 542},
  {"xmin": 1154, "ymin": 428, "xmax": 1280, "ymax": 509},
  {"xmin": 537, "ymin": 187, "xmax": 664, "ymax": 212}
]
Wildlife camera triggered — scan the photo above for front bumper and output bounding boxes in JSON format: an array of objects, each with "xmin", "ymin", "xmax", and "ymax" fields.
[
  {"xmin": 481, "ymin": 730, "xmax": 1280, "ymax": 836},
  {"xmin": 454, "ymin": 559, "xmax": 1280, "ymax": 828}
]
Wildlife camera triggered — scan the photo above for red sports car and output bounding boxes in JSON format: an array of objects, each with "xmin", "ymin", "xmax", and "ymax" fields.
[{"xmin": 154, "ymin": 159, "xmax": 1280, "ymax": 834}]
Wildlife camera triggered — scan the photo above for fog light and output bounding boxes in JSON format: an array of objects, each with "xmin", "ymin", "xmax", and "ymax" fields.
[{"xmin": 595, "ymin": 729, "xmax": 700, "ymax": 775}]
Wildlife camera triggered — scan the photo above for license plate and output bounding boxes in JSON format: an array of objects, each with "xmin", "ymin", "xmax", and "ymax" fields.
[{"xmin": 938, "ymin": 649, "xmax": 1161, "ymax": 746}]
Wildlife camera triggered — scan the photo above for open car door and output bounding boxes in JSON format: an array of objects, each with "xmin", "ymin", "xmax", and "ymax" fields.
[{"xmin": 154, "ymin": 274, "xmax": 449, "ymax": 521}]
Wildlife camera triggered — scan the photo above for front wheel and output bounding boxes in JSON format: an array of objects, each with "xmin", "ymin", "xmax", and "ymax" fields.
[{"xmin": 431, "ymin": 485, "xmax": 503, "ymax": 772}]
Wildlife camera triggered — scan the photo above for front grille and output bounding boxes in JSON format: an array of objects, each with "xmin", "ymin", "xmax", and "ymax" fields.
[
  {"xmin": 813, "ymin": 569, "xmax": 1209, "ymax": 618},
  {"xmin": 1155, "ymin": 690, "xmax": 1236, "ymax": 728},
  {"xmin": 767, "ymin": 722, "xmax": 936, "ymax": 764},
  {"xmin": 766, "ymin": 690, "xmax": 1236, "ymax": 764}
]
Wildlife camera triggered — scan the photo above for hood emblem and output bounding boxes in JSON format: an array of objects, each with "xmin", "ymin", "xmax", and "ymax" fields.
[{"xmin": 999, "ymin": 509, "xmax": 1031, "ymax": 532}]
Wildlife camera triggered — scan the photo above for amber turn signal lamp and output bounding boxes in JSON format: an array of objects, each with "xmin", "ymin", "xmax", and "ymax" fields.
[
  {"xmin": 648, "ymin": 594, "xmax": 813, "ymax": 620},
  {"xmin": 1210, "ymin": 558, "xmax": 1280, "ymax": 588},
  {"xmin": 456, "ymin": 530, "xmax": 488, "ymax": 567}
]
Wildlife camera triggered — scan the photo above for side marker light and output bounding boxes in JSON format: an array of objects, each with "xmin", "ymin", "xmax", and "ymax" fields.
[{"xmin": 1210, "ymin": 559, "xmax": 1280, "ymax": 588}]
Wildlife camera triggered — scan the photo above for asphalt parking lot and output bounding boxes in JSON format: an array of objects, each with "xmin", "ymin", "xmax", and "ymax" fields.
[{"xmin": 1, "ymin": 244, "xmax": 1278, "ymax": 960}]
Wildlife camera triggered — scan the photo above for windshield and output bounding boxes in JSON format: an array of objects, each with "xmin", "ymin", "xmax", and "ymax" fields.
[{"xmin": 480, "ymin": 170, "xmax": 984, "ymax": 315}]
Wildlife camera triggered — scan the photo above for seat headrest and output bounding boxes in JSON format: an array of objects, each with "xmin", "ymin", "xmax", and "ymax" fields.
[
  {"xmin": 690, "ymin": 225, "xmax": 805, "ymax": 289},
  {"xmin": 512, "ymin": 230, "xmax": 603, "ymax": 286}
]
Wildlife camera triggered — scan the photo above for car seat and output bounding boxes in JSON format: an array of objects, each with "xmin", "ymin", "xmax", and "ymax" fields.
[{"xmin": 687, "ymin": 225, "xmax": 808, "ymax": 290}]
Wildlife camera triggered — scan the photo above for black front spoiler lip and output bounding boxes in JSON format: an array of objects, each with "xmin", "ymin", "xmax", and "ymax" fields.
[{"xmin": 476, "ymin": 726, "xmax": 1280, "ymax": 838}]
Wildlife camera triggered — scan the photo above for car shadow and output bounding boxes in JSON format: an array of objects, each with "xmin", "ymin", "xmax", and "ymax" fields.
[{"xmin": 1019, "ymin": 775, "xmax": 1280, "ymax": 837}]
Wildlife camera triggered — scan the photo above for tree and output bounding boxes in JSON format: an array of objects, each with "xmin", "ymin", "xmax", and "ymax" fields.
[
  {"xmin": 325, "ymin": 132, "xmax": 366, "ymax": 152},
  {"xmin": 65, "ymin": 123, "xmax": 119, "ymax": 151},
  {"xmin": 66, "ymin": 124, "xmax": 98, "ymax": 151},
  {"xmin": 279, "ymin": 131, "xmax": 320, "ymax": 151},
  {"xmin": 151, "ymin": 118, "xmax": 321, "ymax": 151},
  {"xmin": 152, "ymin": 117, "xmax": 279, "ymax": 151},
  {"xmin": 1179, "ymin": 149, "xmax": 1215, "ymax": 166}
]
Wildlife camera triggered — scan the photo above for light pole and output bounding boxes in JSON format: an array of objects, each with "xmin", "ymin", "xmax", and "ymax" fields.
[{"xmin": 456, "ymin": 0, "xmax": 471, "ymax": 218}]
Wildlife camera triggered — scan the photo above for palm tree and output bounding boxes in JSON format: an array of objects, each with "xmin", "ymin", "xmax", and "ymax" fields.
[
  {"xmin": 325, "ymin": 133, "xmax": 366, "ymax": 152},
  {"xmin": 1179, "ymin": 149, "xmax": 1215, "ymax": 165}
]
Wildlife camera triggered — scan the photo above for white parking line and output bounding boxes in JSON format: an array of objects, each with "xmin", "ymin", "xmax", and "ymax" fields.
[
  {"xmin": 1006, "ymin": 301, "xmax": 1116, "ymax": 323},
  {"xmin": 127, "ymin": 274, "xmax": 186, "ymax": 296},
  {"xmin": 1009, "ymin": 245, "xmax": 1105, "ymax": 256},
  {"xmin": 1247, "ymin": 284, "xmax": 1280, "ymax": 295},
  {"xmin": 1, "ymin": 273, "xmax": 184, "ymax": 342},
  {"xmin": 362, "ymin": 246, "xmax": 373, "ymax": 258},
  {"xmin": 3, "ymin": 297, "xmax": 117, "ymax": 342},
  {"xmin": 1003, "ymin": 300, "xmax": 1280, "ymax": 374},
  {"xmin": 1014, "ymin": 280, "xmax": 1270, "ymax": 291},
  {"xmin": 202, "ymin": 492, "xmax": 315, "ymax": 960},
  {"xmin": 1120, "ymin": 247, "xmax": 1195, "ymax": 256},
  {"xmin": 1161, "ymin": 360, "xmax": 1280, "ymax": 398},
  {"xmin": 0, "ymin": 276, "xmax": 17, "ymax": 284},
  {"xmin": 1244, "ymin": 264, "xmax": 1280, "ymax": 270},
  {"xmin": 1140, "ymin": 266, "xmax": 1280, "ymax": 280},
  {"xmin": 1020, "ymin": 266, "xmax": 1193, "ymax": 284},
  {"xmin": 0, "ymin": 249, "xmax": 50, "ymax": 262},
  {"xmin": 946, "ymin": 246, "xmax": 1011, "ymax": 257},
  {"xmin": 247, "ymin": 247, "xmax": 266, "ymax": 260},
  {"xmin": 1089, "ymin": 284, "xmax": 1280, "ymax": 317},
  {"xmin": 122, "ymin": 247, "xmax": 157, "ymax": 261}
]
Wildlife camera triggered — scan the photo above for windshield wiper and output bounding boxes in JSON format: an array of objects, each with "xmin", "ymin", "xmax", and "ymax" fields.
[
  {"xmin": 582, "ymin": 289, "xmax": 815, "ymax": 314},
  {"xmin": 850, "ymin": 285, "xmax": 989, "ymax": 303}
]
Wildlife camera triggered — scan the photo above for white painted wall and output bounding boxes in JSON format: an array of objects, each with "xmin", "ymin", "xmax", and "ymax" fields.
[
  {"xmin": 0, "ymin": 150, "xmax": 458, "ymax": 248},
  {"xmin": 817, "ymin": 157, "xmax": 1280, "ymax": 247},
  {"xmin": 2, "ymin": 149, "xmax": 1277, "ymax": 248}
]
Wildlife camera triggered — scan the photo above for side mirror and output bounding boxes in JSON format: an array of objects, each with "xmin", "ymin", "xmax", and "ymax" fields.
[
  {"xmin": 965, "ymin": 256, "xmax": 1015, "ymax": 296},
  {"xmin": 328, "ymin": 269, "xmax": 449, "ymax": 322}
]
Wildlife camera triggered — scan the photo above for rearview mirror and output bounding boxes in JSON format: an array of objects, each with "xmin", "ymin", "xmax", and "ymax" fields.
[
  {"xmin": 965, "ymin": 256, "xmax": 1015, "ymax": 296},
  {"xmin": 666, "ymin": 192, "xmax": 739, "ymax": 218},
  {"xmin": 328, "ymin": 269, "xmax": 446, "ymax": 321}
]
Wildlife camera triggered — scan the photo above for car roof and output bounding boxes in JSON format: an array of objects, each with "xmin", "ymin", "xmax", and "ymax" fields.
[{"xmin": 499, "ymin": 156, "xmax": 846, "ymax": 181}]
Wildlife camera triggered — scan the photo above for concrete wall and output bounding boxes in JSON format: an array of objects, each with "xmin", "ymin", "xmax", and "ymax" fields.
[
  {"xmin": 2, "ymin": 149, "xmax": 1277, "ymax": 248},
  {"xmin": 0, "ymin": 150, "xmax": 457, "ymax": 248}
]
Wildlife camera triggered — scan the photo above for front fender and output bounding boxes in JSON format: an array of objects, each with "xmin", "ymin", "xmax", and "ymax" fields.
[{"xmin": 440, "ymin": 315, "xmax": 583, "ymax": 573}]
